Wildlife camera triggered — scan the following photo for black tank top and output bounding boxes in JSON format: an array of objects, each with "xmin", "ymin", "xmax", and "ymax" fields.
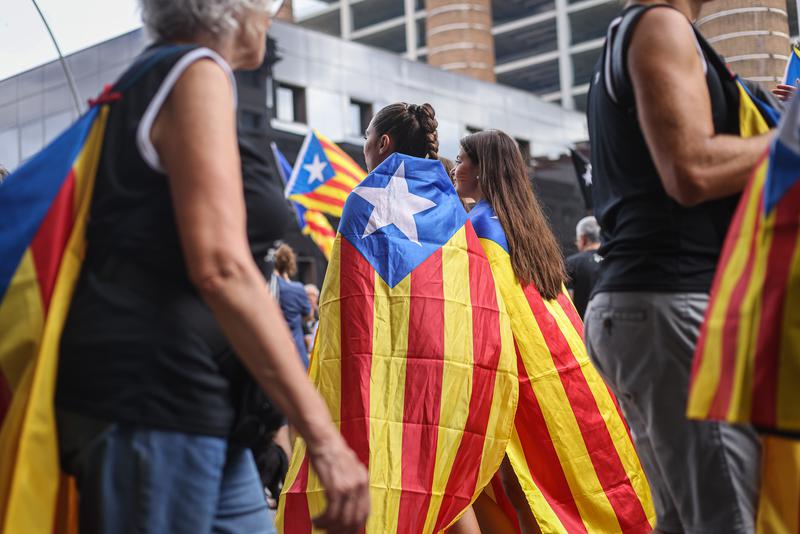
[
  {"xmin": 587, "ymin": 4, "xmax": 740, "ymax": 294},
  {"xmin": 57, "ymin": 45, "xmax": 290, "ymax": 436}
]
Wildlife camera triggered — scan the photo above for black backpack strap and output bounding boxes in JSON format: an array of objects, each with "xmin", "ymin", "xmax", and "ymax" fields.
[{"xmin": 603, "ymin": 3, "xmax": 688, "ymax": 107}]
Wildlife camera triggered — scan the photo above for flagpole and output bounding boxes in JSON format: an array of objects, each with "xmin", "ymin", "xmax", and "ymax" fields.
[{"xmin": 30, "ymin": 0, "xmax": 83, "ymax": 116}]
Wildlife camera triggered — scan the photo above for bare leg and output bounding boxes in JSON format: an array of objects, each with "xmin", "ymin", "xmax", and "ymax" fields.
[
  {"xmin": 472, "ymin": 490, "xmax": 519, "ymax": 534},
  {"xmin": 447, "ymin": 506, "xmax": 481, "ymax": 534},
  {"xmin": 498, "ymin": 457, "xmax": 541, "ymax": 534}
]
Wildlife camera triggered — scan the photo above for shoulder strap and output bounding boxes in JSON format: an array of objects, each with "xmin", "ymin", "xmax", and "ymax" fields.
[
  {"xmin": 112, "ymin": 44, "xmax": 198, "ymax": 94},
  {"xmin": 604, "ymin": 3, "xmax": 686, "ymax": 107}
]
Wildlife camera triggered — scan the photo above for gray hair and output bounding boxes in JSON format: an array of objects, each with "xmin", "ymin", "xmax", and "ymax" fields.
[
  {"xmin": 576, "ymin": 215, "xmax": 600, "ymax": 243},
  {"xmin": 0, "ymin": 165, "xmax": 9, "ymax": 184},
  {"xmin": 139, "ymin": 0, "xmax": 268, "ymax": 40}
]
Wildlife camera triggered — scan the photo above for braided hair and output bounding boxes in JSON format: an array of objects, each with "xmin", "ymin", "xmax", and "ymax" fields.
[{"xmin": 371, "ymin": 102, "xmax": 439, "ymax": 160}]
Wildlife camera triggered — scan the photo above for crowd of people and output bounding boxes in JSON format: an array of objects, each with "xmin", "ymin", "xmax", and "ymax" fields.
[{"xmin": 18, "ymin": 0, "xmax": 793, "ymax": 532}]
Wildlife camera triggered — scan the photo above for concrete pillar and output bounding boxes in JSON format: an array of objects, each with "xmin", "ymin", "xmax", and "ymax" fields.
[
  {"xmin": 405, "ymin": 0, "xmax": 419, "ymax": 60},
  {"xmin": 425, "ymin": 0, "xmax": 496, "ymax": 83},
  {"xmin": 696, "ymin": 0, "xmax": 791, "ymax": 87},
  {"xmin": 275, "ymin": 0, "xmax": 293, "ymax": 22}
]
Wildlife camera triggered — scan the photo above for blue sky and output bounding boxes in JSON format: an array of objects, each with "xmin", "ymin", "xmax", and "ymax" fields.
[{"xmin": 1, "ymin": 0, "xmax": 331, "ymax": 81}]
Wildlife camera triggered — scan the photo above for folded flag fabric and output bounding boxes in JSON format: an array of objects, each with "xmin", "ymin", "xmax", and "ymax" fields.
[
  {"xmin": 277, "ymin": 154, "xmax": 518, "ymax": 533},
  {"xmin": 284, "ymin": 130, "xmax": 366, "ymax": 218},
  {"xmin": 756, "ymin": 435, "xmax": 800, "ymax": 533},
  {"xmin": 0, "ymin": 103, "xmax": 109, "ymax": 534},
  {"xmin": 469, "ymin": 200, "xmax": 655, "ymax": 534},
  {"xmin": 688, "ymin": 80, "xmax": 800, "ymax": 436},
  {"xmin": 271, "ymin": 142, "xmax": 336, "ymax": 260}
]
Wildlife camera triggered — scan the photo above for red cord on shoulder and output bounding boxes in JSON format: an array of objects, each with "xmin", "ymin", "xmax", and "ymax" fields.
[{"xmin": 88, "ymin": 84, "xmax": 122, "ymax": 107}]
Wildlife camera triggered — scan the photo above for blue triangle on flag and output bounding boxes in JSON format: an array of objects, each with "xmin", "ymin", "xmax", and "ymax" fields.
[
  {"xmin": 338, "ymin": 153, "xmax": 467, "ymax": 287},
  {"xmin": 764, "ymin": 92, "xmax": 800, "ymax": 214},
  {"xmin": 284, "ymin": 131, "xmax": 336, "ymax": 197}
]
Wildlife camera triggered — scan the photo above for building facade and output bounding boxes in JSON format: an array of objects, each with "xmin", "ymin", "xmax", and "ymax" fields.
[
  {"xmin": 294, "ymin": 0, "xmax": 800, "ymax": 110},
  {"xmin": 0, "ymin": 21, "xmax": 590, "ymax": 283}
]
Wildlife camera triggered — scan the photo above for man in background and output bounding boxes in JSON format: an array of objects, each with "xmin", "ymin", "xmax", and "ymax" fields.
[{"xmin": 566, "ymin": 216, "xmax": 602, "ymax": 318}]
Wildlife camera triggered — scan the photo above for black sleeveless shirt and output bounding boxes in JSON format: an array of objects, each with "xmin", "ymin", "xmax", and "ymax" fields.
[
  {"xmin": 57, "ymin": 45, "xmax": 290, "ymax": 436},
  {"xmin": 587, "ymin": 4, "xmax": 741, "ymax": 294}
]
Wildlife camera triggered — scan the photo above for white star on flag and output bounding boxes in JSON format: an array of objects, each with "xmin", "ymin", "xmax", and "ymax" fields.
[
  {"xmin": 304, "ymin": 154, "xmax": 328, "ymax": 183},
  {"xmin": 353, "ymin": 161, "xmax": 436, "ymax": 246}
]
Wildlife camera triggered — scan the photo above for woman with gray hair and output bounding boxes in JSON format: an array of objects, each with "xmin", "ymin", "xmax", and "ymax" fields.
[{"xmin": 55, "ymin": 1, "xmax": 368, "ymax": 533}]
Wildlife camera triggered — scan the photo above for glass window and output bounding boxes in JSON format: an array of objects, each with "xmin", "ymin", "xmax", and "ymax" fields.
[
  {"xmin": 569, "ymin": 2, "xmax": 620, "ymax": 45},
  {"xmin": 44, "ymin": 112, "xmax": 72, "ymax": 144},
  {"xmin": 516, "ymin": 138, "xmax": 532, "ymax": 165},
  {"xmin": 20, "ymin": 121, "xmax": 43, "ymax": 161},
  {"xmin": 0, "ymin": 129, "xmax": 19, "ymax": 170},
  {"xmin": 275, "ymin": 83, "xmax": 307, "ymax": 124},
  {"xmin": 349, "ymin": 99, "xmax": 373, "ymax": 136},
  {"xmin": 494, "ymin": 19, "xmax": 558, "ymax": 66}
]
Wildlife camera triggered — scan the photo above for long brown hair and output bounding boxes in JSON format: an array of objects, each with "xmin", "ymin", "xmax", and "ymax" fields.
[
  {"xmin": 461, "ymin": 130, "xmax": 565, "ymax": 299},
  {"xmin": 371, "ymin": 102, "xmax": 439, "ymax": 159}
]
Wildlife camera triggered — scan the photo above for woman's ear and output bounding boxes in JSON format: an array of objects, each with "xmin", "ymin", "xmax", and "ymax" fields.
[{"xmin": 379, "ymin": 134, "xmax": 392, "ymax": 156}]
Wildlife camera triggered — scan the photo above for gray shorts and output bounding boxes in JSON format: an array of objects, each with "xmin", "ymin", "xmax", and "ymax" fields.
[{"xmin": 584, "ymin": 292, "xmax": 760, "ymax": 534}]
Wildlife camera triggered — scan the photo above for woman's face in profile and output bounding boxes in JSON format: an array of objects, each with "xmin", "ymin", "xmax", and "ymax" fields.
[
  {"xmin": 453, "ymin": 147, "xmax": 481, "ymax": 200},
  {"xmin": 362, "ymin": 118, "xmax": 386, "ymax": 172}
]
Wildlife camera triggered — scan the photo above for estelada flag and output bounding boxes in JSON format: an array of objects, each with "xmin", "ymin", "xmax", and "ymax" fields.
[
  {"xmin": 688, "ymin": 82, "xmax": 800, "ymax": 435},
  {"xmin": 284, "ymin": 130, "xmax": 366, "ymax": 218},
  {"xmin": 469, "ymin": 200, "xmax": 655, "ymax": 534},
  {"xmin": 277, "ymin": 154, "xmax": 518, "ymax": 533},
  {"xmin": 271, "ymin": 142, "xmax": 336, "ymax": 260},
  {"xmin": 0, "ymin": 101, "xmax": 110, "ymax": 533}
]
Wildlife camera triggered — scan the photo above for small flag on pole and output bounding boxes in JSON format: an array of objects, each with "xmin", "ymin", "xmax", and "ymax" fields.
[
  {"xmin": 271, "ymin": 142, "xmax": 336, "ymax": 259},
  {"xmin": 284, "ymin": 130, "xmax": 366, "ymax": 218},
  {"xmin": 569, "ymin": 149, "xmax": 593, "ymax": 211}
]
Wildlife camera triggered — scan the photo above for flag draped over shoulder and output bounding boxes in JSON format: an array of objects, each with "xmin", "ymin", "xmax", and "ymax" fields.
[
  {"xmin": 277, "ymin": 154, "xmax": 518, "ymax": 533},
  {"xmin": 688, "ymin": 82, "xmax": 800, "ymax": 435},
  {"xmin": 0, "ymin": 104, "xmax": 110, "ymax": 533},
  {"xmin": 271, "ymin": 142, "xmax": 336, "ymax": 259},
  {"xmin": 469, "ymin": 201, "xmax": 655, "ymax": 534},
  {"xmin": 284, "ymin": 130, "xmax": 366, "ymax": 217}
]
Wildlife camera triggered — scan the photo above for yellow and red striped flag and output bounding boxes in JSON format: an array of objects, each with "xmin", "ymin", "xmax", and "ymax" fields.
[
  {"xmin": 0, "ymin": 101, "xmax": 111, "ymax": 534},
  {"xmin": 272, "ymin": 142, "xmax": 336, "ymax": 259},
  {"xmin": 687, "ymin": 83, "xmax": 798, "ymax": 434},
  {"xmin": 277, "ymin": 154, "xmax": 518, "ymax": 533},
  {"xmin": 469, "ymin": 201, "xmax": 656, "ymax": 534},
  {"xmin": 285, "ymin": 130, "xmax": 366, "ymax": 218}
]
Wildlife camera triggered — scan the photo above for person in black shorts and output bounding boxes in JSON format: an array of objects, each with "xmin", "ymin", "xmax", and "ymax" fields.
[
  {"xmin": 565, "ymin": 216, "xmax": 602, "ymax": 319},
  {"xmin": 584, "ymin": 1, "xmax": 774, "ymax": 532}
]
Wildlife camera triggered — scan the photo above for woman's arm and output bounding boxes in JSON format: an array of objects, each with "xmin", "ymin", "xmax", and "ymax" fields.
[{"xmin": 151, "ymin": 58, "xmax": 368, "ymax": 532}]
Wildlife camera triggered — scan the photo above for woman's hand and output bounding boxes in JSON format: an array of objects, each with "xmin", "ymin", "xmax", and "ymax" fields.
[
  {"xmin": 307, "ymin": 434, "xmax": 370, "ymax": 533},
  {"xmin": 773, "ymin": 83, "xmax": 797, "ymax": 102}
]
